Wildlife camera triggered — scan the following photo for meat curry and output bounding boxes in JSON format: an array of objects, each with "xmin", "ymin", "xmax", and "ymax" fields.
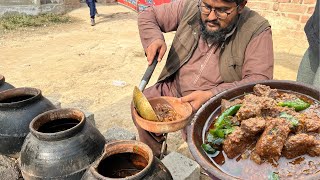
[{"xmin": 202, "ymin": 84, "xmax": 320, "ymax": 179}]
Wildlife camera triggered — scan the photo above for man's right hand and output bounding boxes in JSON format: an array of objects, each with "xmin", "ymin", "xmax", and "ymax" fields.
[{"xmin": 146, "ymin": 39, "xmax": 167, "ymax": 65}]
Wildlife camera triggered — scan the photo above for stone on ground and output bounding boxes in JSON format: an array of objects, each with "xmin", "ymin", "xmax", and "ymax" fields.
[{"xmin": 161, "ymin": 151, "xmax": 200, "ymax": 180}]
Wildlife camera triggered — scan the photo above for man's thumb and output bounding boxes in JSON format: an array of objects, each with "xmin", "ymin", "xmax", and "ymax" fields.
[{"xmin": 180, "ymin": 94, "xmax": 193, "ymax": 103}]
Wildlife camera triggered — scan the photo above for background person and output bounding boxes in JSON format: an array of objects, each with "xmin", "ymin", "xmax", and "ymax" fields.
[
  {"xmin": 86, "ymin": 0, "xmax": 98, "ymax": 26},
  {"xmin": 297, "ymin": 0, "xmax": 319, "ymax": 88}
]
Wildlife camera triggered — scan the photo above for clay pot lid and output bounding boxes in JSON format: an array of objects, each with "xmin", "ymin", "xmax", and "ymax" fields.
[{"xmin": 133, "ymin": 96, "xmax": 193, "ymax": 133}]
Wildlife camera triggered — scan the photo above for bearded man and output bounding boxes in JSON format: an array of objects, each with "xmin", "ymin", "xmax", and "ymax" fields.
[{"xmin": 133, "ymin": 0, "xmax": 274, "ymax": 157}]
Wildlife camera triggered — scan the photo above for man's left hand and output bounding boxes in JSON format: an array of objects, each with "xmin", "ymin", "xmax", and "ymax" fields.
[{"xmin": 180, "ymin": 90, "xmax": 213, "ymax": 112}]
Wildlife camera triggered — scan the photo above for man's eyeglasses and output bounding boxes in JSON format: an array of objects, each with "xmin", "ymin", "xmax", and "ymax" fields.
[{"xmin": 198, "ymin": 1, "xmax": 239, "ymax": 20}]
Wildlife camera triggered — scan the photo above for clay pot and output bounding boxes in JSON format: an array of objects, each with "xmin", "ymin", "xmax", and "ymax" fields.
[
  {"xmin": 187, "ymin": 80, "xmax": 320, "ymax": 180},
  {"xmin": 0, "ymin": 87, "xmax": 56, "ymax": 158},
  {"xmin": 0, "ymin": 74, "xmax": 14, "ymax": 91},
  {"xmin": 82, "ymin": 140, "xmax": 173, "ymax": 180},
  {"xmin": 132, "ymin": 96, "xmax": 193, "ymax": 133},
  {"xmin": 20, "ymin": 108, "xmax": 106, "ymax": 180}
]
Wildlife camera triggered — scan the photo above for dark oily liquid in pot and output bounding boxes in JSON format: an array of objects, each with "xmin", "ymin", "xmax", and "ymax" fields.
[
  {"xmin": 203, "ymin": 91, "xmax": 320, "ymax": 179},
  {"xmin": 37, "ymin": 118, "xmax": 79, "ymax": 133},
  {"xmin": 0, "ymin": 95, "xmax": 34, "ymax": 103},
  {"xmin": 97, "ymin": 153, "xmax": 147, "ymax": 178}
]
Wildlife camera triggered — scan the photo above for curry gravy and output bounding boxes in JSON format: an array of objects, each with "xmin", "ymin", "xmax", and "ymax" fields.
[{"xmin": 203, "ymin": 91, "xmax": 320, "ymax": 179}]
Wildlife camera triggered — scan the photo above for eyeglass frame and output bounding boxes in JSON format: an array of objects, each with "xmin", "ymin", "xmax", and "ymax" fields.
[{"xmin": 197, "ymin": 0, "xmax": 239, "ymax": 20}]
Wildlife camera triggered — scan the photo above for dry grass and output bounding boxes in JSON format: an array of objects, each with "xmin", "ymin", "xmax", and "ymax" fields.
[{"xmin": 0, "ymin": 13, "xmax": 72, "ymax": 31}]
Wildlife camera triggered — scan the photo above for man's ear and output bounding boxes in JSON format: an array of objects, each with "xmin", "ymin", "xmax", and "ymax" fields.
[{"xmin": 237, "ymin": 0, "xmax": 247, "ymax": 14}]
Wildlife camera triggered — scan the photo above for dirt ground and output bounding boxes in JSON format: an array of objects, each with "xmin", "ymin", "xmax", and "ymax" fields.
[{"xmin": 0, "ymin": 3, "xmax": 309, "ymax": 179}]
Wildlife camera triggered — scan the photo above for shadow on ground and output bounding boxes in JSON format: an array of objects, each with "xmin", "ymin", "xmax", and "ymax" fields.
[{"xmin": 96, "ymin": 12, "xmax": 137, "ymax": 25}]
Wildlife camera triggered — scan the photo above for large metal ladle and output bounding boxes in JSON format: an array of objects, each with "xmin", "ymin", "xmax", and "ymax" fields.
[
  {"xmin": 132, "ymin": 54, "xmax": 159, "ymax": 121},
  {"xmin": 132, "ymin": 53, "xmax": 168, "ymax": 159}
]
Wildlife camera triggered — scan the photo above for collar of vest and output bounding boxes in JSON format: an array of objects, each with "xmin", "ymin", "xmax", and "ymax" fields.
[{"xmin": 187, "ymin": 11, "xmax": 201, "ymax": 36}]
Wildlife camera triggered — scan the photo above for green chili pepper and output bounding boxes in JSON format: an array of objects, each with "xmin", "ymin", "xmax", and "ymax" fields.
[
  {"xmin": 223, "ymin": 127, "xmax": 236, "ymax": 135},
  {"xmin": 209, "ymin": 104, "xmax": 241, "ymax": 138},
  {"xmin": 214, "ymin": 104, "xmax": 241, "ymax": 128},
  {"xmin": 279, "ymin": 112, "xmax": 299, "ymax": 127},
  {"xmin": 210, "ymin": 129, "xmax": 225, "ymax": 138},
  {"xmin": 278, "ymin": 98, "xmax": 310, "ymax": 111},
  {"xmin": 201, "ymin": 143, "xmax": 216, "ymax": 154}
]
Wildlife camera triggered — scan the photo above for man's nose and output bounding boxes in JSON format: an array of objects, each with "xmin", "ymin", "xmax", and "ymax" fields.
[{"xmin": 207, "ymin": 10, "xmax": 218, "ymax": 21}]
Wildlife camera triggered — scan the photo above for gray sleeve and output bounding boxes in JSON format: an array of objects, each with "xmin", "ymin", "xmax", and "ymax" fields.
[{"xmin": 304, "ymin": 0, "xmax": 319, "ymax": 52}]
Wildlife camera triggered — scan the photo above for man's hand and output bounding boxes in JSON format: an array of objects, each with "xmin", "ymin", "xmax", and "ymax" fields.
[
  {"xmin": 146, "ymin": 39, "xmax": 167, "ymax": 65},
  {"xmin": 180, "ymin": 90, "xmax": 213, "ymax": 112}
]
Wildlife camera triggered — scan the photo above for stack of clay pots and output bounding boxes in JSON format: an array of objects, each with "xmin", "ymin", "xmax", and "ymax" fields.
[{"xmin": 0, "ymin": 74, "xmax": 172, "ymax": 180}]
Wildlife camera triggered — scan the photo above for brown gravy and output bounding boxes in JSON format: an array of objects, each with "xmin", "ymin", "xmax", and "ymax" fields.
[{"xmin": 203, "ymin": 91, "xmax": 320, "ymax": 179}]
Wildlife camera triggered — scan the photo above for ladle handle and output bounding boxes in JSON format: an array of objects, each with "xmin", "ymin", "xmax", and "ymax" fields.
[{"xmin": 139, "ymin": 53, "xmax": 159, "ymax": 91}]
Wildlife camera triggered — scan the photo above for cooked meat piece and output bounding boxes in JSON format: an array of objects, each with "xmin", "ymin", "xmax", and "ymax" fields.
[
  {"xmin": 306, "ymin": 103, "xmax": 320, "ymax": 116},
  {"xmin": 276, "ymin": 92, "xmax": 298, "ymax": 102},
  {"xmin": 237, "ymin": 94, "xmax": 262, "ymax": 120},
  {"xmin": 223, "ymin": 127, "xmax": 254, "ymax": 159},
  {"xmin": 308, "ymin": 139, "xmax": 320, "ymax": 157},
  {"xmin": 253, "ymin": 84, "xmax": 279, "ymax": 98},
  {"xmin": 300, "ymin": 112, "xmax": 320, "ymax": 132},
  {"xmin": 260, "ymin": 97, "xmax": 277, "ymax": 109},
  {"xmin": 241, "ymin": 117, "xmax": 266, "ymax": 137},
  {"xmin": 261, "ymin": 106, "xmax": 296, "ymax": 118},
  {"xmin": 282, "ymin": 134, "xmax": 317, "ymax": 159},
  {"xmin": 237, "ymin": 94, "xmax": 276, "ymax": 120},
  {"xmin": 237, "ymin": 103, "xmax": 260, "ymax": 120},
  {"xmin": 221, "ymin": 99, "xmax": 242, "ymax": 112},
  {"xmin": 255, "ymin": 118, "xmax": 291, "ymax": 161}
]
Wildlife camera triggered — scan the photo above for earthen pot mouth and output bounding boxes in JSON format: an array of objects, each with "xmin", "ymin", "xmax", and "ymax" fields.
[
  {"xmin": 90, "ymin": 140, "xmax": 154, "ymax": 179},
  {"xmin": 0, "ymin": 87, "xmax": 41, "ymax": 108},
  {"xmin": 30, "ymin": 108, "xmax": 85, "ymax": 141},
  {"xmin": 0, "ymin": 75, "xmax": 4, "ymax": 85}
]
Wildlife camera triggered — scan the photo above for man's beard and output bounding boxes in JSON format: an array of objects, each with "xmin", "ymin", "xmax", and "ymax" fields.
[{"xmin": 200, "ymin": 16, "xmax": 237, "ymax": 46}]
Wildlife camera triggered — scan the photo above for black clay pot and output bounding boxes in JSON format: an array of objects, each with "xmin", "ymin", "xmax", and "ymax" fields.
[
  {"xmin": 0, "ymin": 74, "xmax": 14, "ymax": 91},
  {"xmin": 20, "ymin": 108, "xmax": 106, "ymax": 180},
  {"xmin": 82, "ymin": 140, "xmax": 173, "ymax": 180},
  {"xmin": 0, "ymin": 87, "xmax": 56, "ymax": 158}
]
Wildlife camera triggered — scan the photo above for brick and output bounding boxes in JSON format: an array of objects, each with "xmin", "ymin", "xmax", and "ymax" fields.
[
  {"xmin": 103, "ymin": 126, "xmax": 136, "ymax": 143},
  {"xmin": 291, "ymin": 0, "xmax": 302, "ymax": 4},
  {"xmin": 279, "ymin": 3, "xmax": 307, "ymax": 13},
  {"xmin": 307, "ymin": 6, "xmax": 315, "ymax": 14},
  {"xmin": 273, "ymin": 2, "xmax": 280, "ymax": 11},
  {"xmin": 277, "ymin": 0, "xmax": 290, "ymax": 3},
  {"xmin": 162, "ymin": 152, "xmax": 200, "ymax": 180},
  {"xmin": 247, "ymin": 2, "xmax": 272, "ymax": 10},
  {"xmin": 303, "ymin": 0, "xmax": 316, "ymax": 4},
  {"xmin": 301, "ymin": 15, "xmax": 311, "ymax": 23},
  {"xmin": 286, "ymin": 13, "xmax": 301, "ymax": 21}
]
